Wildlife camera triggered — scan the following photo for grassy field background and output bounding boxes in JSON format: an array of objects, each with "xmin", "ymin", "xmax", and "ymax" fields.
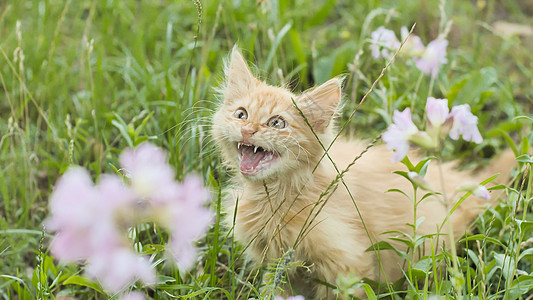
[{"xmin": 0, "ymin": 0, "xmax": 532, "ymax": 299}]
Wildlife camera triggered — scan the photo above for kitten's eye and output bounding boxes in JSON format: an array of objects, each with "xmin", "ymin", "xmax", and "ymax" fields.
[
  {"xmin": 267, "ymin": 116, "xmax": 287, "ymax": 129},
  {"xmin": 233, "ymin": 108, "xmax": 248, "ymax": 120}
]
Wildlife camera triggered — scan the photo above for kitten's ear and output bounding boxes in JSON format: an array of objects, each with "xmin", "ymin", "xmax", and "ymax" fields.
[
  {"xmin": 295, "ymin": 76, "xmax": 344, "ymax": 132},
  {"xmin": 223, "ymin": 46, "xmax": 259, "ymax": 100}
]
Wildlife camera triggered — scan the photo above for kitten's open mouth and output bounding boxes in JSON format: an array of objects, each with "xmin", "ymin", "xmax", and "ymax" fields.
[{"xmin": 236, "ymin": 142, "xmax": 279, "ymax": 176}]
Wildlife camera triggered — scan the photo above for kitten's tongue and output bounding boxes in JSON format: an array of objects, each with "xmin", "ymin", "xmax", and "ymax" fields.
[{"xmin": 240, "ymin": 146, "xmax": 267, "ymax": 175}]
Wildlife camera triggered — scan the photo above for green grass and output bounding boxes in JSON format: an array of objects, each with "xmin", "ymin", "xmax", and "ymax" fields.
[{"xmin": 0, "ymin": 0, "xmax": 532, "ymax": 299}]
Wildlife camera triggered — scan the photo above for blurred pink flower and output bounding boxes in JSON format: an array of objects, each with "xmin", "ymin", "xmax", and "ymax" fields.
[
  {"xmin": 458, "ymin": 183, "xmax": 491, "ymax": 201},
  {"xmin": 46, "ymin": 168, "xmax": 97, "ymax": 261},
  {"xmin": 162, "ymin": 176, "xmax": 212, "ymax": 270},
  {"xmin": 47, "ymin": 168, "xmax": 151, "ymax": 293},
  {"xmin": 383, "ymin": 108, "xmax": 419, "ymax": 162},
  {"xmin": 400, "ymin": 26, "xmax": 425, "ymax": 56},
  {"xmin": 121, "ymin": 292, "xmax": 146, "ymax": 300},
  {"xmin": 86, "ymin": 248, "xmax": 155, "ymax": 293},
  {"xmin": 47, "ymin": 168, "xmax": 129, "ymax": 262},
  {"xmin": 426, "ymin": 97, "xmax": 450, "ymax": 127},
  {"xmin": 474, "ymin": 185, "xmax": 491, "ymax": 200},
  {"xmin": 48, "ymin": 142, "xmax": 212, "ymax": 294},
  {"xmin": 120, "ymin": 143, "xmax": 179, "ymax": 203},
  {"xmin": 275, "ymin": 296, "xmax": 305, "ymax": 300},
  {"xmin": 120, "ymin": 144, "xmax": 212, "ymax": 271},
  {"xmin": 370, "ymin": 27, "xmax": 400, "ymax": 59},
  {"xmin": 414, "ymin": 38, "xmax": 448, "ymax": 78},
  {"xmin": 449, "ymin": 104, "xmax": 483, "ymax": 144}
]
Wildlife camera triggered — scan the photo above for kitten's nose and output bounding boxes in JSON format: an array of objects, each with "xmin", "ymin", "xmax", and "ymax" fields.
[{"xmin": 241, "ymin": 125, "xmax": 257, "ymax": 144}]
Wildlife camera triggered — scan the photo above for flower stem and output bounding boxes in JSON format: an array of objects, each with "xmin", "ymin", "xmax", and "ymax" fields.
[{"xmin": 437, "ymin": 157, "xmax": 463, "ymax": 297}]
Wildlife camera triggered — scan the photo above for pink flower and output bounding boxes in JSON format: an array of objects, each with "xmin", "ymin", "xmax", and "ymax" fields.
[
  {"xmin": 275, "ymin": 296, "xmax": 305, "ymax": 300},
  {"xmin": 121, "ymin": 144, "xmax": 212, "ymax": 271},
  {"xmin": 85, "ymin": 248, "xmax": 155, "ymax": 293},
  {"xmin": 120, "ymin": 143, "xmax": 179, "ymax": 203},
  {"xmin": 47, "ymin": 169, "xmax": 154, "ymax": 293},
  {"xmin": 473, "ymin": 185, "xmax": 490, "ymax": 200},
  {"xmin": 383, "ymin": 108, "xmax": 419, "ymax": 162},
  {"xmin": 47, "ymin": 168, "xmax": 99, "ymax": 261},
  {"xmin": 121, "ymin": 292, "xmax": 146, "ymax": 300},
  {"xmin": 458, "ymin": 183, "xmax": 491, "ymax": 200},
  {"xmin": 449, "ymin": 104, "xmax": 483, "ymax": 144},
  {"xmin": 414, "ymin": 38, "xmax": 448, "ymax": 78},
  {"xmin": 400, "ymin": 26, "xmax": 425, "ymax": 56},
  {"xmin": 47, "ymin": 142, "xmax": 213, "ymax": 294},
  {"xmin": 370, "ymin": 27, "xmax": 400, "ymax": 59},
  {"xmin": 47, "ymin": 169, "xmax": 131, "ymax": 262},
  {"xmin": 426, "ymin": 97, "xmax": 450, "ymax": 127},
  {"xmin": 163, "ymin": 176, "xmax": 212, "ymax": 270}
]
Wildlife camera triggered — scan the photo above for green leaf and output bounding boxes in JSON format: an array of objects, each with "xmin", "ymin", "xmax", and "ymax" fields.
[
  {"xmin": 361, "ymin": 282, "xmax": 377, "ymax": 300},
  {"xmin": 459, "ymin": 234, "xmax": 504, "ymax": 247},
  {"xmin": 484, "ymin": 259, "xmax": 498, "ymax": 282},
  {"xmin": 401, "ymin": 155, "xmax": 415, "ymax": 170},
  {"xmin": 264, "ymin": 22, "xmax": 292, "ymax": 72},
  {"xmin": 413, "ymin": 235, "xmax": 427, "ymax": 249},
  {"xmin": 289, "ymin": 29, "xmax": 306, "ymax": 66},
  {"xmin": 157, "ymin": 275, "xmax": 177, "ymax": 285},
  {"xmin": 519, "ymin": 136, "xmax": 531, "ymax": 157},
  {"xmin": 180, "ymin": 287, "xmax": 232, "ymax": 299},
  {"xmin": 505, "ymin": 275, "xmax": 533, "ymax": 300},
  {"xmin": 386, "ymin": 188, "xmax": 414, "ymax": 202},
  {"xmin": 515, "ymin": 219, "xmax": 533, "ymax": 234},
  {"xmin": 62, "ymin": 275, "xmax": 104, "ymax": 294},
  {"xmin": 487, "ymin": 184, "xmax": 507, "ymax": 191},
  {"xmin": 392, "ymin": 171, "xmax": 409, "ymax": 180},
  {"xmin": 493, "ymin": 252, "xmax": 516, "ymax": 281},
  {"xmin": 465, "ymin": 249, "xmax": 479, "ymax": 266},
  {"xmin": 111, "ymin": 119, "xmax": 134, "ymax": 148},
  {"xmin": 518, "ymin": 248, "xmax": 533, "ymax": 262},
  {"xmin": 414, "ymin": 156, "xmax": 436, "ymax": 176},
  {"xmin": 304, "ymin": 0, "xmax": 335, "ymax": 28},
  {"xmin": 365, "ymin": 241, "xmax": 408, "ymax": 259},
  {"xmin": 516, "ymin": 154, "xmax": 533, "ymax": 164},
  {"xmin": 480, "ymin": 173, "xmax": 500, "ymax": 185},
  {"xmin": 134, "ymin": 110, "xmax": 154, "ymax": 136},
  {"xmin": 419, "ymin": 191, "xmax": 440, "ymax": 202},
  {"xmin": 495, "ymin": 129, "xmax": 519, "ymax": 156},
  {"xmin": 451, "ymin": 67, "xmax": 498, "ymax": 107},
  {"xmin": 389, "ymin": 237, "xmax": 414, "ymax": 248},
  {"xmin": 415, "ymin": 216, "xmax": 426, "ymax": 230},
  {"xmin": 513, "ymin": 115, "xmax": 533, "ymax": 122},
  {"xmin": 312, "ymin": 41, "xmax": 356, "ymax": 84},
  {"xmin": 412, "ymin": 257, "xmax": 432, "ymax": 275}
]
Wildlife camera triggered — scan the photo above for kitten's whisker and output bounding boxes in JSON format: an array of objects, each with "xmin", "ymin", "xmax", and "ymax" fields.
[
  {"xmin": 279, "ymin": 134, "xmax": 310, "ymax": 165},
  {"xmin": 173, "ymin": 124, "xmax": 212, "ymax": 145}
]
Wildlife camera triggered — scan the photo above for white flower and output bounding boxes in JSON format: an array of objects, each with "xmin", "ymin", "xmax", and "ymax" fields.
[
  {"xmin": 449, "ymin": 104, "xmax": 483, "ymax": 144},
  {"xmin": 383, "ymin": 108, "xmax": 419, "ymax": 162},
  {"xmin": 426, "ymin": 97, "xmax": 450, "ymax": 127},
  {"xmin": 370, "ymin": 27, "xmax": 401, "ymax": 59},
  {"xmin": 400, "ymin": 26, "xmax": 425, "ymax": 56},
  {"xmin": 414, "ymin": 38, "xmax": 448, "ymax": 78},
  {"xmin": 473, "ymin": 185, "xmax": 490, "ymax": 200}
]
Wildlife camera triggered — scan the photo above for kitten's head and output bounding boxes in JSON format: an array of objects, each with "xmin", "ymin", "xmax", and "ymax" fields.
[{"xmin": 212, "ymin": 47, "xmax": 343, "ymax": 181}]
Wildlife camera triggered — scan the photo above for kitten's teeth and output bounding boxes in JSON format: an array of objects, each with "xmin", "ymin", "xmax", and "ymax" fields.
[
  {"xmin": 254, "ymin": 146, "xmax": 258, "ymax": 153},
  {"xmin": 237, "ymin": 143, "xmax": 241, "ymax": 149}
]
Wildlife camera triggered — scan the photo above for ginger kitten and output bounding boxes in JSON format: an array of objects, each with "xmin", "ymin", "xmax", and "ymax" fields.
[{"xmin": 212, "ymin": 47, "xmax": 513, "ymax": 298}]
